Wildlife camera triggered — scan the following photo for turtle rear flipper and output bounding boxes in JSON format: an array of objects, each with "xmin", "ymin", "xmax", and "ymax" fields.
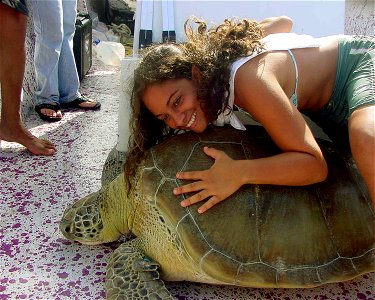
[{"xmin": 106, "ymin": 238, "xmax": 175, "ymax": 300}]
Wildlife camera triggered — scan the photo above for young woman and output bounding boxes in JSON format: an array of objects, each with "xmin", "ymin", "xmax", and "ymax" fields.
[{"xmin": 125, "ymin": 16, "xmax": 374, "ymax": 213}]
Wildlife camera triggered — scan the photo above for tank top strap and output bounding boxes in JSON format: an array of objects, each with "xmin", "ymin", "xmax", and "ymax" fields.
[{"xmin": 287, "ymin": 49, "xmax": 299, "ymax": 107}]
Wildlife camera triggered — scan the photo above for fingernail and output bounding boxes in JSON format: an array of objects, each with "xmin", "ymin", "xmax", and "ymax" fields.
[
  {"xmin": 198, "ymin": 208, "xmax": 203, "ymax": 214},
  {"xmin": 180, "ymin": 201, "xmax": 186, "ymax": 207},
  {"xmin": 173, "ymin": 188, "xmax": 177, "ymax": 195}
]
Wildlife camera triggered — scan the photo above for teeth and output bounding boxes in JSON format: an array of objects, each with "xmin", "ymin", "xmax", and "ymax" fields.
[{"xmin": 187, "ymin": 113, "xmax": 196, "ymax": 128}]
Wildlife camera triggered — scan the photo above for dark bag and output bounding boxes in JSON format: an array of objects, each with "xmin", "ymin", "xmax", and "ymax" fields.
[{"xmin": 73, "ymin": 14, "xmax": 93, "ymax": 81}]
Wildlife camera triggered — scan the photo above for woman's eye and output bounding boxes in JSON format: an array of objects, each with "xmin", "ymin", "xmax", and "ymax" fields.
[
  {"xmin": 173, "ymin": 97, "xmax": 181, "ymax": 107},
  {"xmin": 162, "ymin": 115, "xmax": 169, "ymax": 122}
]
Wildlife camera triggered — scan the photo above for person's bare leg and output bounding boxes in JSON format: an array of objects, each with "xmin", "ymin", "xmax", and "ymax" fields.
[
  {"xmin": 349, "ymin": 105, "xmax": 375, "ymax": 207},
  {"xmin": 0, "ymin": 3, "xmax": 55, "ymax": 155}
]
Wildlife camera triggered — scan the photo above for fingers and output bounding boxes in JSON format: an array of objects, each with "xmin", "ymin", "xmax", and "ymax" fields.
[
  {"xmin": 174, "ymin": 146, "xmax": 231, "ymax": 213},
  {"xmin": 176, "ymin": 146, "xmax": 225, "ymax": 180},
  {"xmin": 180, "ymin": 192, "xmax": 221, "ymax": 214},
  {"xmin": 180, "ymin": 189, "xmax": 211, "ymax": 207},
  {"xmin": 176, "ymin": 170, "xmax": 204, "ymax": 181},
  {"xmin": 173, "ymin": 180, "xmax": 203, "ymax": 195},
  {"xmin": 203, "ymin": 146, "xmax": 223, "ymax": 159},
  {"xmin": 198, "ymin": 196, "xmax": 221, "ymax": 214}
]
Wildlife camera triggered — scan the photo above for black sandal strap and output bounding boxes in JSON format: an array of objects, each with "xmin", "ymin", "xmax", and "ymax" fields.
[{"xmin": 35, "ymin": 103, "xmax": 61, "ymax": 112}]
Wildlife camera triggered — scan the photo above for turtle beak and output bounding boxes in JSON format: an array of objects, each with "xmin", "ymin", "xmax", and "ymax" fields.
[
  {"xmin": 59, "ymin": 204, "xmax": 77, "ymax": 240},
  {"xmin": 60, "ymin": 219, "xmax": 75, "ymax": 238}
]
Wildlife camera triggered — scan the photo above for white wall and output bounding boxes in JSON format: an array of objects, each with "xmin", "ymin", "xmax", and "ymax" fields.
[{"xmin": 133, "ymin": 0, "xmax": 346, "ymax": 54}]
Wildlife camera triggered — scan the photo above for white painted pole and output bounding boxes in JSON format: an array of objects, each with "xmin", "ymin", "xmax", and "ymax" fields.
[
  {"xmin": 117, "ymin": 0, "xmax": 154, "ymax": 152},
  {"xmin": 132, "ymin": 0, "xmax": 142, "ymax": 56},
  {"xmin": 117, "ymin": 57, "xmax": 141, "ymax": 152}
]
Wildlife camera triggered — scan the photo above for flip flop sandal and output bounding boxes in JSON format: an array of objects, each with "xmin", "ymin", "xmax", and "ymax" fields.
[
  {"xmin": 35, "ymin": 103, "xmax": 63, "ymax": 122},
  {"xmin": 60, "ymin": 95, "xmax": 101, "ymax": 110}
]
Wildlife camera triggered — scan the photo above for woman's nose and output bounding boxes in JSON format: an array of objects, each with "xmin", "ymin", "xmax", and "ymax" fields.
[{"xmin": 168, "ymin": 111, "xmax": 186, "ymax": 129}]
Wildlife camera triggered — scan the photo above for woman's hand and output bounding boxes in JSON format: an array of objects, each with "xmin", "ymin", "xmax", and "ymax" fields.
[
  {"xmin": 173, "ymin": 146, "xmax": 244, "ymax": 214},
  {"xmin": 259, "ymin": 16, "xmax": 293, "ymax": 36}
]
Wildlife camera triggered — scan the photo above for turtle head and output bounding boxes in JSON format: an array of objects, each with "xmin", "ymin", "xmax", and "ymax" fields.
[{"xmin": 60, "ymin": 174, "xmax": 130, "ymax": 245}]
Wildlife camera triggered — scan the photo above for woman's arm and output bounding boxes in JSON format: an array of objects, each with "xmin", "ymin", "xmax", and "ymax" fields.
[
  {"xmin": 259, "ymin": 16, "xmax": 293, "ymax": 36},
  {"xmin": 233, "ymin": 56, "xmax": 327, "ymax": 185}
]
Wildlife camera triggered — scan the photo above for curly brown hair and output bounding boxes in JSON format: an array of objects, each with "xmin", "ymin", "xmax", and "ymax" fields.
[{"xmin": 124, "ymin": 17, "xmax": 264, "ymax": 188}]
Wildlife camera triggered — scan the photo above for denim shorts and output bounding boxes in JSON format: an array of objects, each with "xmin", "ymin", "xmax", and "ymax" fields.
[
  {"xmin": 1, "ymin": 0, "xmax": 28, "ymax": 15},
  {"xmin": 306, "ymin": 35, "xmax": 375, "ymax": 148}
]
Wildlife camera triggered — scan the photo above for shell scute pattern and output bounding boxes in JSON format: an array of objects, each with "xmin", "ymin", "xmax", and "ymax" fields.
[
  {"xmin": 256, "ymin": 187, "xmax": 336, "ymax": 266},
  {"xmin": 141, "ymin": 167, "xmax": 164, "ymax": 205},
  {"xmin": 155, "ymin": 179, "xmax": 187, "ymax": 225},
  {"xmin": 147, "ymin": 133, "xmax": 200, "ymax": 178},
  {"xmin": 311, "ymin": 150, "xmax": 373, "ymax": 258},
  {"xmin": 139, "ymin": 126, "xmax": 374, "ymax": 286},
  {"xmin": 202, "ymin": 249, "xmax": 242, "ymax": 284},
  {"xmin": 276, "ymin": 267, "xmax": 321, "ymax": 287},
  {"xmin": 236, "ymin": 262, "xmax": 278, "ymax": 287},
  {"xmin": 351, "ymin": 250, "xmax": 375, "ymax": 273}
]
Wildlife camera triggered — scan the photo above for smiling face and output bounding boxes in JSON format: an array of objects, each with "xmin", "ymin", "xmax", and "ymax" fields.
[{"xmin": 142, "ymin": 78, "xmax": 209, "ymax": 133}]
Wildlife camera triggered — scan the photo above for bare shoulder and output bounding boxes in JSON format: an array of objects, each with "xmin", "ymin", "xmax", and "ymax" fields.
[
  {"xmin": 235, "ymin": 53, "xmax": 272, "ymax": 83},
  {"xmin": 233, "ymin": 52, "xmax": 287, "ymax": 103},
  {"xmin": 233, "ymin": 53, "xmax": 292, "ymax": 123}
]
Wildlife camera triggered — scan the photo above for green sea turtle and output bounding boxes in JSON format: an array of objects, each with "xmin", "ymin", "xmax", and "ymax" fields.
[{"xmin": 60, "ymin": 126, "xmax": 374, "ymax": 299}]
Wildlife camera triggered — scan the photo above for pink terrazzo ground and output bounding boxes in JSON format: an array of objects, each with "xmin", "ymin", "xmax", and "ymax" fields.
[{"xmin": 1, "ymin": 58, "xmax": 374, "ymax": 300}]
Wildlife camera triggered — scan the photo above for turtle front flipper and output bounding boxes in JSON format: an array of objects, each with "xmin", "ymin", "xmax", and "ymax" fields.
[{"xmin": 106, "ymin": 238, "xmax": 175, "ymax": 300}]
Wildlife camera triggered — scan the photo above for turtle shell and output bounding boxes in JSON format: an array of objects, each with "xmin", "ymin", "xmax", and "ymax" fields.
[{"xmin": 141, "ymin": 125, "xmax": 374, "ymax": 288}]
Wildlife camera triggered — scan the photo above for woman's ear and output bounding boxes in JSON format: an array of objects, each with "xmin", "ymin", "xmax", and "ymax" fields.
[{"xmin": 191, "ymin": 65, "xmax": 202, "ymax": 83}]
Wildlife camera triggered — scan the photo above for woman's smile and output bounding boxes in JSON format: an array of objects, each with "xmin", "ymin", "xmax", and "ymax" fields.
[{"xmin": 186, "ymin": 112, "xmax": 197, "ymax": 128}]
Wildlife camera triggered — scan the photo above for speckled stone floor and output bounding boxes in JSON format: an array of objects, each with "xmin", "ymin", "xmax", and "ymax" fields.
[{"xmin": 1, "ymin": 57, "xmax": 374, "ymax": 300}]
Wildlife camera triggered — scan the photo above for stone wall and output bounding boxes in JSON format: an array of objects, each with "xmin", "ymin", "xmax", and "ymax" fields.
[{"xmin": 345, "ymin": 0, "xmax": 375, "ymax": 35}]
